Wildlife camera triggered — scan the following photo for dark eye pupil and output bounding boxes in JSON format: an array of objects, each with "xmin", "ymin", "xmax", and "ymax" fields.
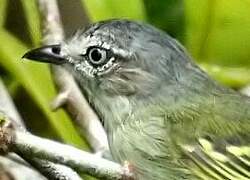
[{"xmin": 90, "ymin": 49, "xmax": 102, "ymax": 62}]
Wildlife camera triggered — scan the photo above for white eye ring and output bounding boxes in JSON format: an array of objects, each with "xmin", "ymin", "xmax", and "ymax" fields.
[{"xmin": 88, "ymin": 47, "xmax": 107, "ymax": 65}]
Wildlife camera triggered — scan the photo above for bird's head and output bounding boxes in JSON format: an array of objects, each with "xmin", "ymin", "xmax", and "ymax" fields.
[{"xmin": 23, "ymin": 20, "xmax": 196, "ymax": 98}]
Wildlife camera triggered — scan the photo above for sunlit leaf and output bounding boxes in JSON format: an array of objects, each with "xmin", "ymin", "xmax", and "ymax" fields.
[
  {"xmin": 144, "ymin": 0, "xmax": 184, "ymax": 39},
  {"xmin": 185, "ymin": 0, "xmax": 250, "ymax": 67},
  {"xmin": 185, "ymin": 0, "xmax": 250, "ymax": 87}
]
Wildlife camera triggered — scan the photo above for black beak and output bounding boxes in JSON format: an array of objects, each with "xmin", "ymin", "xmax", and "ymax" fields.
[{"xmin": 22, "ymin": 44, "xmax": 67, "ymax": 65}]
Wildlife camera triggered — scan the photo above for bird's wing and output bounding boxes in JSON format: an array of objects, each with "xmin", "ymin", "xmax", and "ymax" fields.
[
  {"xmin": 182, "ymin": 138, "xmax": 250, "ymax": 180},
  {"xmin": 169, "ymin": 92, "xmax": 250, "ymax": 180}
]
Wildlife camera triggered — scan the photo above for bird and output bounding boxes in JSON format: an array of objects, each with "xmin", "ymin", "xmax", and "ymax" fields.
[{"xmin": 23, "ymin": 19, "xmax": 250, "ymax": 180}]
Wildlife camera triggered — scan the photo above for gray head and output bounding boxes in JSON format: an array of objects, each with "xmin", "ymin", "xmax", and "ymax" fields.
[{"xmin": 23, "ymin": 19, "xmax": 206, "ymax": 98}]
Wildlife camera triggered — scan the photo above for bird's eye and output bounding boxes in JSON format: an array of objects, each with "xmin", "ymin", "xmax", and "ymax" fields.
[{"xmin": 88, "ymin": 47, "xmax": 107, "ymax": 65}]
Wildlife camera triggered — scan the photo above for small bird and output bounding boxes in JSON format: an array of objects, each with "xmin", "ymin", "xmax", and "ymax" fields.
[{"xmin": 23, "ymin": 20, "xmax": 250, "ymax": 180}]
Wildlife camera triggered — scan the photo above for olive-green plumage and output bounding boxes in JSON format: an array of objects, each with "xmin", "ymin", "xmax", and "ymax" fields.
[{"xmin": 23, "ymin": 19, "xmax": 250, "ymax": 180}]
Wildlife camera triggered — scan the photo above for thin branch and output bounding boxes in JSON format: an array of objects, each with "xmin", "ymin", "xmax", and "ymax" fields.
[
  {"xmin": 0, "ymin": 78, "xmax": 82, "ymax": 180},
  {"xmin": 0, "ymin": 154, "xmax": 46, "ymax": 180},
  {"xmin": 37, "ymin": 0, "xmax": 109, "ymax": 154},
  {"xmin": 17, "ymin": 154, "xmax": 83, "ymax": 180},
  {"xmin": 0, "ymin": 122, "xmax": 132, "ymax": 180},
  {"xmin": 0, "ymin": 114, "xmax": 132, "ymax": 179},
  {"xmin": 37, "ymin": 0, "xmax": 64, "ymax": 44}
]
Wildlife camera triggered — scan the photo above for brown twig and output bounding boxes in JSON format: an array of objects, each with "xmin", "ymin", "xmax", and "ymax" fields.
[{"xmin": 37, "ymin": 0, "xmax": 109, "ymax": 154}]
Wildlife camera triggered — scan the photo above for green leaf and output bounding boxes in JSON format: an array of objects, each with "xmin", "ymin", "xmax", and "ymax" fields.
[
  {"xmin": 185, "ymin": 0, "xmax": 250, "ymax": 67},
  {"xmin": 82, "ymin": 0, "xmax": 146, "ymax": 21},
  {"xmin": 143, "ymin": 0, "xmax": 184, "ymax": 40},
  {"xmin": 0, "ymin": 30, "xmax": 88, "ymax": 149},
  {"xmin": 20, "ymin": 0, "xmax": 41, "ymax": 46}
]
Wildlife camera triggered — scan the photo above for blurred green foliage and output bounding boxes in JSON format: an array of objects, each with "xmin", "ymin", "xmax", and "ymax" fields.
[
  {"xmin": 144, "ymin": 0, "xmax": 184, "ymax": 40},
  {"xmin": 0, "ymin": 0, "xmax": 249, "ymax": 151},
  {"xmin": 82, "ymin": 0, "xmax": 146, "ymax": 21},
  {"xmin": 185, "ymin": 0, "xmax": 250, "ymax": 67},
  {"xmin": 185, "ymin": 0, "xmax": 250, "ymax": 87}
]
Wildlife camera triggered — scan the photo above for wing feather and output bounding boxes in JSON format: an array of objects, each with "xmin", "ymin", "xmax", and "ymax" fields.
[{"xmin": 182, "ymin": 138, "xmax": 250, "ymax": 180}]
